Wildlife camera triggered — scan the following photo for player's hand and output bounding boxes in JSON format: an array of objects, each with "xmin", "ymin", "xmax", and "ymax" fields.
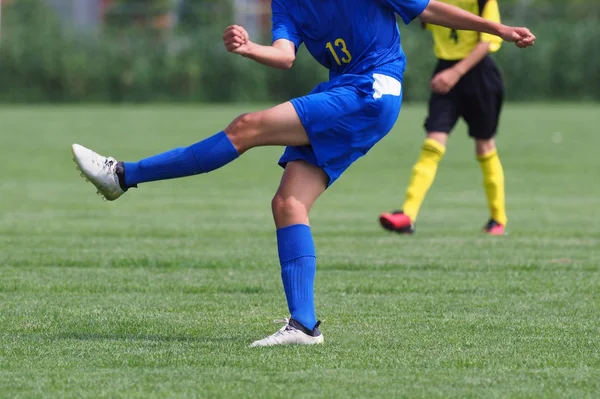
[
  {"xmin": 223, "ymin": 25, "xmax": 253, "ymax": 56},
  {"xmin": 498, "ymin": 26, "xmax": 535, "ymax": 48},
  {"xmin": 431, "ymin": 68, "xmax": 461, "ymax": 94}
]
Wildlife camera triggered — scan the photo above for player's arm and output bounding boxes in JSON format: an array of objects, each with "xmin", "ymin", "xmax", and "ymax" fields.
[
  {"xmin": 437, "ymin": 0, "xmax": 502, "ymax": 88},
  {"xmin": 419, "ymin": 0, "xmax": 535, "ymax": 48},
  {"xmin": 431, "ymin": 0, "xmax": 504, "ymax": 94},
  {"xmin": 223, "ymin": 25, "xmax": 296, "ymax": 69},
  {"xmin": 451, "ymin": 42, "xmax": 490, "ymax": 77},
  {"xmin": 430, "ymin": 42, "xmax": 490, "ymax": 94}
]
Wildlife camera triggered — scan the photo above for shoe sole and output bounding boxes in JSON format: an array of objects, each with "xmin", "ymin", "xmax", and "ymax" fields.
[
  {"xmin": 250, "ymin": 336, "xmax": 324, "ymax": 347},
  {"xmin": 379, "ymin": 215, "xmax": 414, "ymax": 235},
  {"xmin": 483, "ymin": 230, "xmax": 507, "ymax": 236},
  {"xmin": 71, "ymin": 145, "xmax": 110, "ymax": 201}
]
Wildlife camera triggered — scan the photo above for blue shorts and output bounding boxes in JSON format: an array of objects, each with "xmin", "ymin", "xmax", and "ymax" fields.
[{"xmin": 279, "ymin": 73, "xmax": 403, "ymax": 186}]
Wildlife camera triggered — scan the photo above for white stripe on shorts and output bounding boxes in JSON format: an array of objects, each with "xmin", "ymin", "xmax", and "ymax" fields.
[{"xmin": 372, "ymin": 73, "xmax": 402, "ymax": 99}]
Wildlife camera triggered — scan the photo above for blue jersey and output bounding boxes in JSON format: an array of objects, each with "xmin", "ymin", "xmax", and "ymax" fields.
[{"xmin": 271, "ymin": 0, "xmax": 430, "ymax": 82}]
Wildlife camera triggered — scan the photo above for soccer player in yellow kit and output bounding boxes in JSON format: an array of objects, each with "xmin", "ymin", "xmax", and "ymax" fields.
[{"xmin": 380, "ymin": 0, "xmax": 508, "ymax": 236}]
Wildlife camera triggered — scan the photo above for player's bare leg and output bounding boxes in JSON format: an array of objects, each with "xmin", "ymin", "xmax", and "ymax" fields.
[
  {"xmin": 71, "ymin": 102, "xmax": 308, "ymax": 200},
  {"xmin": 476, "ymin": 138, "xmax": 507, "ymax": 235},
  {"xmin": 426, "ymin": 132, "xmax": 449, "ymax": 147},
  {"xmin": 271, "ymin": 160, "xmax": 328, "ymax": 228},
  {"xmin": 475, "ymin": 138, "xmax": 495, "ymax": 156},
  {"xmin": 251, "ymin": 161, "xmax": 328, "ymax": 347},
  {"xmin": 380, "ymin": 131, "xmax": 447, "ymax": 234},
  {"xmin": 225, "ymin": 102, "xmax": 309, "ymax": 154}
]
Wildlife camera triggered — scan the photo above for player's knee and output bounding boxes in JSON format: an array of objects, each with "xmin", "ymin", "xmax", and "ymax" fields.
[
  {"xmin": 426, "ymin": 132, "xmax": 448, "ymax": 147},
  {"xmin": 225, "ymin": 112, "xmax": 263, "ymax": 154},
  {"xmin": 271, "ymin": 194, "xmax": 307, "ymax": 222},
  {"xmin": 475, "ymin": 138, "xmax": 496, "ymax": 156}
]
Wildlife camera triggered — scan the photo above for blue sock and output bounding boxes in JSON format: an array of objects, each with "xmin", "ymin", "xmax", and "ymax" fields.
[
  {"xmin": 123, "ymin": 131, "xmax": 239, "ymax": 187},
  {"xmin": 277, "ymin": 224, "xmax": 317, "ymax": 330}
]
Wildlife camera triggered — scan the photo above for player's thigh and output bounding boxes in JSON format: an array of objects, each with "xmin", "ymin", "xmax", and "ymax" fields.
[
  {"xmin": 461, "ymin": 87, "xmax": 503, "ymax": 139},
  {"xmin": 292, "ymin": 85, "xmax": 368, "ymax": 134},
  {"xmin": 424, "ymin": 92, "xmax": 460, "ymax": 134},
  {"xmin": 226, "ymin": 102, "xmax": 309, "ymax": 153},
  {"xmin": 461, "ymin": 60, "xmax": 504, "ymax": 139},
  {"xmin": 272, "ymin": 160, "xmax": 329, "ymax": 228}
]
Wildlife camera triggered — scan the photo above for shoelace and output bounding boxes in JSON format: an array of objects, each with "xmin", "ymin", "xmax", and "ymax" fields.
[
  {"xmin": 271, "ymin": 318, "xmax": 294, "ymax": 337},
  {"xmin": 90, "ymin": 151, "xmax": 117, "ymax": 171},
  {"xmin": 102, "ymin": 157, "xmax": 117, "ymax": 172}
]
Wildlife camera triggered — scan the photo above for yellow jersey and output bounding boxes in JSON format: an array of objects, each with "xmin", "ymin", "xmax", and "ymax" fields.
[{"xmin": 424, "ymin": 0, "xmax": 503, "ymax": 60}]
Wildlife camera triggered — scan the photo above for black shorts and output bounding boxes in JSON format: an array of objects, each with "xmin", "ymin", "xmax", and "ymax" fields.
[{"xmin": 424, "ymin": 56, "xmax": 504, "ymax": 139}]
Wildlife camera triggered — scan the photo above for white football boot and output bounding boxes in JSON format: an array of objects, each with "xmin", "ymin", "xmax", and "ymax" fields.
[
  {"xmin": 250, "ymin": 318, "xmax": 324, "ymax": 347},
  {"xmin": 71, "ymin": 144, "xmax": 125, "ymax": 201}
]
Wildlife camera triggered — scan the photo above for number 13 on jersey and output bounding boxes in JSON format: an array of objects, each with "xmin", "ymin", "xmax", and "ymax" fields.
[{"xmin": 326, "ymin": 38, "xmax": 352, "ymax": 66}]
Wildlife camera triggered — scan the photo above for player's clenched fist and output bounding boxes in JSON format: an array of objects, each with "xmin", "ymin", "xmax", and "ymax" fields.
[
  {"xmin": 499, "ymin": 26, "xmax": 536, "ymax": 48},
  {"xmin": 223, "ymin": 25, "xmax": 252, "ymax": 55}
]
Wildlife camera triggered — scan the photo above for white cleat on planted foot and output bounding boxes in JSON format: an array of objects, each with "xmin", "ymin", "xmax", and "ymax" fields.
[
  {"xmin": 71, "ymin": 144, "xmax": 125, "ymax": 201},
  {"xmin": 250, "ymin": 318, "xmax": 324, "ymax": 347}
]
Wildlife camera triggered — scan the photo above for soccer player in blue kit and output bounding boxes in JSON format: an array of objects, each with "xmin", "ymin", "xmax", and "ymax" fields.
[{"xmin": 72, "ymin": 0, "xmax": 535, "ymax": 346}]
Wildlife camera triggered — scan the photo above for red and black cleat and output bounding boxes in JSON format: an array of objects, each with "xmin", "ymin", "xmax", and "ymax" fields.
[
  {"xmin": 379, "ymin": 211, "xmax": 415, "ymax": 235},
  {"xmin": 482, "ymin": 219, "xmax": 505, "ymax": 236}
]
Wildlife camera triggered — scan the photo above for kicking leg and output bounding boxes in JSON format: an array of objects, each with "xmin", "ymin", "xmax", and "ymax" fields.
[
  {"xmin": 71, "ymin": 102, "xmax": 308, "ymax": 200},
  {"xmin": 251, "ymin": 160, "xmax": 328, "ymax": 347}
]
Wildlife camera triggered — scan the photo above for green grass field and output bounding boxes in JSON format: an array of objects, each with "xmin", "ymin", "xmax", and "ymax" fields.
[{"xmin": 1, "ymin": 104, "xmax": 599, "ymax": 398}]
